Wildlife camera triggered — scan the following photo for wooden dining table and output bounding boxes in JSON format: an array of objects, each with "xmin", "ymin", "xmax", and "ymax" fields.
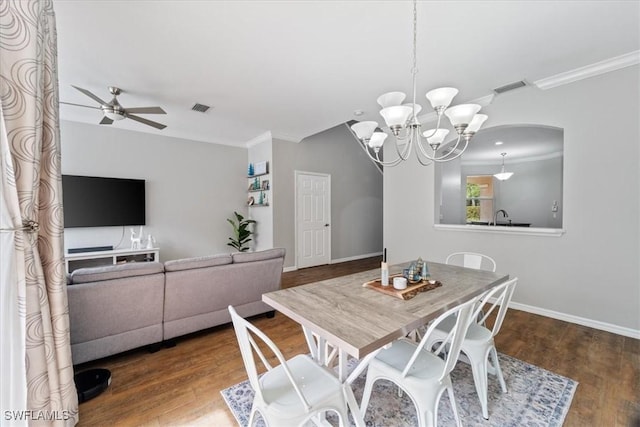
[{"xmin": 262, "ymin": 260, "xmax": 509, "ymax": 426}]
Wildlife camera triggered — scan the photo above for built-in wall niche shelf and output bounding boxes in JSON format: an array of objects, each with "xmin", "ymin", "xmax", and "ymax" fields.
[{"xmin": 247, "ymin": 161, "xmax": 270, "ymax": 207}]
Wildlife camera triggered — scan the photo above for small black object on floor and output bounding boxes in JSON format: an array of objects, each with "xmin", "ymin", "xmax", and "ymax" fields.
[{"xmin": 74, "ymin": 368, "xmax": 111, "ymax": 403}]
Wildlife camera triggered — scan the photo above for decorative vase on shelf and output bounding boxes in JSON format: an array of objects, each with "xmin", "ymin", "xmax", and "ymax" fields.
[{"xmin": 248, "ymin": 163, "xmax": 254, "ymax": 176}]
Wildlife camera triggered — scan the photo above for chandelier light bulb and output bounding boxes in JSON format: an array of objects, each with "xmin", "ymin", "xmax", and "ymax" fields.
[
  {"xmin": 377, "ymin": 91, "xmax": 406, "ymax": 108},
  {"xmin": 445, "ymin": 103, "xmax": 482, "ymax": 128},
  {"xmin": 423, "ymin": 129, "xmax": 450, "ymax": 150},
  {"xmin": 425, "ymin": 87, "xmax": 459, "ymax": 110},
  {"xmin": 465, "ymin": 114, "xmax": 488, "ymax": 134},
  {"xmin": 380, "ymin": 105, "xmax": 413, "ymax": 127},
  {"xmin": 368, "ymin": 132, "xmax": 388, "ymax": 152},
  {"xmin": 350, "ymin": 121, "xmax": 378, "ymax": 140}
]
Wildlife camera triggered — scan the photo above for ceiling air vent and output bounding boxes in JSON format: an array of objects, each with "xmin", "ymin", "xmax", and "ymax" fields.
[
  {"xmin": 191, "ymin": 103, "xmax": 210, "ymax": 113},
  {"xmin": 493, "ymin": 80, "xmax": 527, "ymax": 94}
]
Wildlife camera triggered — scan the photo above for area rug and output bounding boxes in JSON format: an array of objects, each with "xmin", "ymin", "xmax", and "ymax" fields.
[{"xmin": 221, "ymin": 353, "xmax": 577, "ymax": 426}]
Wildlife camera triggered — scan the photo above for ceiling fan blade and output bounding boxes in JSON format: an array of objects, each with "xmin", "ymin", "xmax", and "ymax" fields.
[
  {"xmin": 72, "ymin": 85, "xmax": 108, "ymax": 106},
  {"xmin": 60, "ymin": 101, "xmax": 101, "ymax": 110},
  {"xmin": 124, "ymin": 106, "xmax": 166, "ymax": 115},
  {"xmin": 127, "ymin": 114, "xmax": 166, "ymax": 130},
  {"xmin": 99, "ymin": 116, "xmax": 114, "ymax": 125}
]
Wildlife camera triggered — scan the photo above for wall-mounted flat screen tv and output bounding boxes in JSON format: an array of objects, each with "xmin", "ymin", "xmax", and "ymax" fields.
[{"xmin": 62, "ymin": 175, "xmax": 146, "ymax": 228}]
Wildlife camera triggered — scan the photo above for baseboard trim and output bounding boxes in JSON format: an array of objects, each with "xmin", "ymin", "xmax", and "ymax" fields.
[
  {"xmin": 509, "ymin": 301, "xmax": 640, "ymax": 339},
  {"xmin": 283, "ymin": 252, "xmax": 382, "ymax": 273},
  {"xmin": 330, "ymin": 252, "xmax": 382, "ymax": 265}
]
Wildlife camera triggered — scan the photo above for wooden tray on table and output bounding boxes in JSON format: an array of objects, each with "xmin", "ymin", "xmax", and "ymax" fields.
[{"xmin": 363, "ymin": 274, "xmax": 442, "ymax": 300}]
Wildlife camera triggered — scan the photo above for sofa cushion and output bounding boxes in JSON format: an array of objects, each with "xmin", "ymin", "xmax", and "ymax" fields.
[
  {"xmin": 232, "ymin": 248, "xmax": 286, "ymax": 264},
  {"xmin": 70, "ymin": 262, "xmax": 164, "ymax": 284},
  {"xmin": 164, "ymin": 253, "xmax": 232, "ymax": 272}
]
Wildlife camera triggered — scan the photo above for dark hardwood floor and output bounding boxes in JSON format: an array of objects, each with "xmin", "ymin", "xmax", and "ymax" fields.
[{"xmin": 75, "ymin": 257, "xmax": 639, "ymax": 426}]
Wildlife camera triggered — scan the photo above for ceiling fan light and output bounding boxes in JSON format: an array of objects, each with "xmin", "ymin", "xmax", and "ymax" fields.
[
  {"xmin": 444, "ymin": 103, "xmax": 481, "ymax": 127},
  {"xmin": 380, "ymin": 105, "xmax": 412, "ymax": 127},
  {"xmin": 426, "ymin": 87, "xmax": 459, "ymax": 110},
  {"xmin": 377, "ymin": 91, "xmax": 406, "ymax": 108},
  {"xmin": 103, "ymin": 110, "xmax": 125, "ymax": 121},
  {"xmin": 351, "ymin": 121, "xmax": 378, "ymax": 140},
  {"xmin": 465, "ymin": 114, "xmax": 488, "ymax": 133}
]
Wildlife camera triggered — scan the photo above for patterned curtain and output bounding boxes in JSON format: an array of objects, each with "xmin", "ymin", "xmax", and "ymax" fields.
[{"xmin": 0, "ymin": 1, "xmax": 78, "ymax": 425}]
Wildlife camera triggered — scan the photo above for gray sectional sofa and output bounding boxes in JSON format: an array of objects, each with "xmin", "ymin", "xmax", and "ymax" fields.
[{"xmin": 66, "ymin": 248, "xmax": 285, "ymax": 365}]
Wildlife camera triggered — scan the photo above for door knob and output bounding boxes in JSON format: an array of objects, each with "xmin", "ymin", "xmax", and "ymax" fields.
[{"xmin": 324, "ymin": 224, "xmax": 330, "ymax": 227}]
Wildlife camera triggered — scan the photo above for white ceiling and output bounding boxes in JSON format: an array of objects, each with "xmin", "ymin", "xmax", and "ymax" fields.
[{"xmin": 54, "ymin": 0, "xmax": 639, "ymax": 147}]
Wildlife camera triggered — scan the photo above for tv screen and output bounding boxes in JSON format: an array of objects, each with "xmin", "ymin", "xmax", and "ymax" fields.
[{"xmin": 62, "ymin": 175, "xmax": 146, "ymax": 228}]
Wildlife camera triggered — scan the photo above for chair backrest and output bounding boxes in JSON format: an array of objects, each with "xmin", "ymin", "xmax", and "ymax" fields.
[
  {"xmin": 228, "ymin": 305, "xmax": 312, "ymax": 410},
  {"xmin": 445, "ymin": 252, "xmax": 497, "ymax": 272},
  {"xmin": 403, "ymin": 296, "xmax": 477, "ymax": 383},
  {"xmin": 473, "ymin": 278, "xmax": 518, "ymax": 338}
]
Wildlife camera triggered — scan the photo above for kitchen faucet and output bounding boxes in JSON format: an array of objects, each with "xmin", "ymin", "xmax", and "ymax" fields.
[{"xmin": 493, "ymin": 209, "xmax": 509, "ymax": 226}]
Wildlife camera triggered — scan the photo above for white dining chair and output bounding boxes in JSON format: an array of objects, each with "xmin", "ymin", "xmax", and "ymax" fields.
[
  {"xmin": 425, "ymin": 277, "xmax": 518, "ymax": 420},
  {"xmin": 445, "ymin": 251, "xmax": 497, "ymax": 272},
  {"xmin": 228, "ymin": 305, "xmax": 350, "ymax": 427},
  {"xmin": 360, "ymin": 297, "xmax": 478, "ymax": 427}
]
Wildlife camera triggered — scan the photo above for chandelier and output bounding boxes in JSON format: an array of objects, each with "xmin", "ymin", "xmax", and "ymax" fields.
[
  {"xmin": 494, "ymin": 152, "xmax": 514, "ymax": 181},
  {"xmin": 350, "ymin": 0, "xmax": 488, "ymax": 166}
]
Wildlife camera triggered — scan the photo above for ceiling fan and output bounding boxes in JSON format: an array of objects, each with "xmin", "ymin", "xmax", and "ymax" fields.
[{"xmin": 62, "ymin": 85, "xmax": 167, "ymax": 130}]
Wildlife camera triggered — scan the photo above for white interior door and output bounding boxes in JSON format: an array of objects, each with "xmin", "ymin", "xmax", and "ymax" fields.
[{"xmin": 296, "ymin": 172, "xmax": 331, "ymax": 269}]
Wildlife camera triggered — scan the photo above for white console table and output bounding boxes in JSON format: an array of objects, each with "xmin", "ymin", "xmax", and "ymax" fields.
[{"xmin": 65, "ymin": 248, "xmax": 160, "ymax": 274}]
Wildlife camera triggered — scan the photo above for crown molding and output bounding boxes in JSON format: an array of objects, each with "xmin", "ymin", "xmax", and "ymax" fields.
[
  {"xmin": 271, "ymin": 132, "xmax": 301, "ymax": 143},
  {"xmin": 245, "ymin": 131, "xmax": 272, "ymax": 148},
  {"xmin": 533, "ymin": 50, "xmax": 640, "ymax": 90}
]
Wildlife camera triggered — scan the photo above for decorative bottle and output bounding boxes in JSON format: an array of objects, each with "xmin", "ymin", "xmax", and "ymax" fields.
[
  {"xmin": 421, "ymin": 261, "xmax": 430, "ymax": 281},
  {"xmin": 381, "ymin": 248, "xmax": 389, "ymax": 286}
]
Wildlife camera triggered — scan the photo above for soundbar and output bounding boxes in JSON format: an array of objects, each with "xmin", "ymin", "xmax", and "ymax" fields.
[{"xmin": 68, "ymin": 246, "xmax": 114, "ymax": 254}]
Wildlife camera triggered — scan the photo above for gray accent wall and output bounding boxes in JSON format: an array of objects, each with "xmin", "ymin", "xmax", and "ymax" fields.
[
  {"xmin": 61, "ymin": 121, "xmax": 247, "ymax": 262},
  {"xmin": 273, "ymin": 124, "xmax": 383, "ymax": 269},
  {"xmin": 383, "ymin": 65, "xmax": 639, "ymax": 334}
]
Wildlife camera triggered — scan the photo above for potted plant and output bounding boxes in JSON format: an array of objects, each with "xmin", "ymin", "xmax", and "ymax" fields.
[{"xmin": 227, "ymin": 211, "xmax": 256, "ymax": 252}]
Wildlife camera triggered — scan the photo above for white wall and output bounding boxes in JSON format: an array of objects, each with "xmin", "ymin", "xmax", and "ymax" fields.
[
  {"xmin": 61, "ymin": 121, "xmax": 247, "ymax": 261},
  {"xmin": 384, "ymin": 66, "xmax": 639, "ymax": 336}
]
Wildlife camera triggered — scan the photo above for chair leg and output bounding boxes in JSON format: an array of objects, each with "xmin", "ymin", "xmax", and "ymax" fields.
[
  {"xmin": 248, "ymin": 407, "xmax": 257, "ymax": 427},
  {"xmin": 446, "ymin": 384, "xmax": 462, "ymax": 427},
  {"xmin": 418, "ymin": 408, "xmax": 436, "ymax": 427},
  {"xmin": 490, "ymin": 347, "xmax": 507, "ymax": 393},
  {"xmin": 470, "ymin": 353, "xmax": 490, "ymax": 420},
  {"xmin": 336, "ymin": 404, "xmax": 351, "ymax": 427},
  {"xmin": 359, "ymin": 374, "xmax": 377, "ymax": 418}
]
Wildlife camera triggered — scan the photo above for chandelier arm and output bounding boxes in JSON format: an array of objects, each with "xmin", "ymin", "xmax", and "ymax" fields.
[
  {"xmin": 421, "ymin": 114, "xmax": 444, "ymax": 139},
  {"xmin": 415, "ymin": 134, "xmax": 470, "ymax": 163},
  {"xmin": 413, "ymin": 141, "xmax": 434, "ymax": 166},
  {"xmin": 394, "ymin": 131, "xmax": 415, "ymax": 160},
  {"xmin": 361, "ymin": 143, "xmax": 405, "ymax": 167},
  {"xmin": 414, "ymin": 129, "xmax": 462, "ymax": 159},
  {"xmin": 376, "ymin": 150, "xmax": 405, "ymax": 167},
  {"xmin": 430, "ymin": 136, "xmax": 471, "ymax": 163}
]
